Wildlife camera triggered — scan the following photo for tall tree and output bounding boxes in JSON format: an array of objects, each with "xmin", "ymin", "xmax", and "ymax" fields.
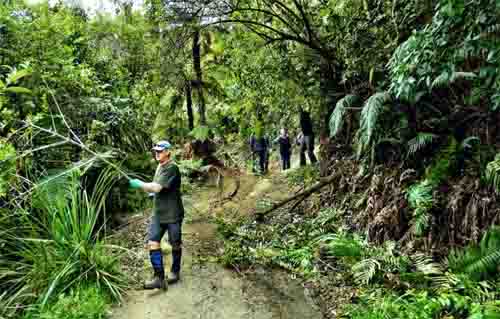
[{"xmin": 192, "ymin": 27, "xmax": 207, "ymax": 125}]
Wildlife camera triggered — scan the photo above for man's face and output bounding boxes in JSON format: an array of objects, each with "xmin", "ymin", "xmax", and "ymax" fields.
[{"xmin": 155, "ymin": 149, "xmax": 170, "ymax": 162}]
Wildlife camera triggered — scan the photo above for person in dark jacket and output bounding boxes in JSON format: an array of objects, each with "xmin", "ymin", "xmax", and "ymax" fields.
[
  {"xmin": 129, "ymin": 140, "xmax": 184, "ymax": 290},
  {"xmin": 274, "ymin": 128, "xmax": 292, "ymax": 171},
  {"xmin": 299, "ymin": 108, "xmax": 317, "ymax": 166},
  {"xmin": 250, "ymin": 133, "xmax": 269, "ymax": 174}
]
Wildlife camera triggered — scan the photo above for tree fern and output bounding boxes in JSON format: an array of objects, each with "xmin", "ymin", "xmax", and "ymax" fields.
[
  {"xmin": 359, "ymin": 92, "xmax": 392, "ymax": 147},
  {"xmin": 329, "ymin": 94, "xmax": 359, "ymax": 137},
  {"xmin": 485, "ymin": 153, "xmax": 500, "ymax": 192},
  {"xmin": 407, "ymin": 133, "xmax": 438, "ymax": 155}
]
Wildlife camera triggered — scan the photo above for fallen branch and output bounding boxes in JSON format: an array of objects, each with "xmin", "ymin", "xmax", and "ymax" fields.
[{"xmin": 256, "ymin": 174, "xmax": 338, "ymax": 218}]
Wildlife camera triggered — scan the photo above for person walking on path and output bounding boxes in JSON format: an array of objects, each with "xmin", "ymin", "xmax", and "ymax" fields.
[
  {"xmin": 128, "ymin": 140, "xmax": 184, "ymax": 290},
  {"xmin": 299, "ymin": 108, "xmax": 317, "ymax": 166},
  {"xmin": 249, "ymin": 120, "xmax": 270, "ymax": 175},
  {"xmin": 274, "ymin": 128, "xmax": 292, "ymax": 171}
]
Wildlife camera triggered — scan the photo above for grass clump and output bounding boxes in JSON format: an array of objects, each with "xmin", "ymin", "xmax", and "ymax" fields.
[{"xmin": 0, "ymin": 167, "xmax": 127, "ymax": 318}]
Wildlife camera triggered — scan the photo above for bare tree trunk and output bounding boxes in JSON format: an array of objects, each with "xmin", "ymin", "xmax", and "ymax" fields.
[
  {"xmin": 192, "ymin": 29, "xmax": 206, "ymax": 126},
  {"xmin": 185, "ymin": 81, "xmax": 194, "ymax": 131}
]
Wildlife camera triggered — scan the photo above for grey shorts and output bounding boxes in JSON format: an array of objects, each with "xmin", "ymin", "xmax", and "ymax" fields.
[{"xmin": 147, "ymin": 215, "xmax": 182, "ymax": 247}]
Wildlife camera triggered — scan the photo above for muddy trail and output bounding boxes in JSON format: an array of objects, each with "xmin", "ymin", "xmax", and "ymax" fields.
[{"xmin": 109, "ymin": 161, "xmax": 322, "ymax": 319}]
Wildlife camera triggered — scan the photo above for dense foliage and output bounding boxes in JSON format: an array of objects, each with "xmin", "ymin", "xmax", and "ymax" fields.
[{"xmin": 0, "ymin": 0, "xmax": 499, "ymax": 318}]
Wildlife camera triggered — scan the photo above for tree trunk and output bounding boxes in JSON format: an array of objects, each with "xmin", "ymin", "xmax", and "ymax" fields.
[
  {"xmin": 192, "ymin": 29, "xmax": 206, "ymax": 126},
  {"xmin": 185, "ymin": 81, "xmax": 194, "ymax": 131},
  {"xmin": 318, "ymin": 58, "xmax": 341, "ymax": 143}
]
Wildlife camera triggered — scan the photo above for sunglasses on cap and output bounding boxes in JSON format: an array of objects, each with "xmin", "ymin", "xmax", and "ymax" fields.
[{"xmin": 152, "ymin": 141, "xmax": 172, "ymax": 152}]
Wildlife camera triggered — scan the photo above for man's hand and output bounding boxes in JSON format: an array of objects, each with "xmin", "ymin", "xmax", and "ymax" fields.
[{"xmin": 129, "ymin": 178, "xmax": 144, "ymax": 189}]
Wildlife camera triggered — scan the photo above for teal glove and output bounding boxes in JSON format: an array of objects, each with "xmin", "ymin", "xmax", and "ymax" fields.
[{"xmin": 129, "ymin": 178, "xmax": 144, "ymax": 189}]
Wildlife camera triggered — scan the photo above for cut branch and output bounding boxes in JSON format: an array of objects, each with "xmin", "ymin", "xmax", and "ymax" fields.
[{"xmin": 256, "ymin": 174, "xmax": 337, "ymax": 218}]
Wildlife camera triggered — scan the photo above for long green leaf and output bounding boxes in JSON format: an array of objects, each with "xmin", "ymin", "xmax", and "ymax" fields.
[{"xmin": 4, "ymin": 86, "xmax": 32, "ymax": 94}]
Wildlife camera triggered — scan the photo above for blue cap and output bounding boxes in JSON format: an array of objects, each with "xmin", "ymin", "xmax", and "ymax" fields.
[{"xmin": 152, "ymin": 140, "xmax": 172, "ymax": 151}]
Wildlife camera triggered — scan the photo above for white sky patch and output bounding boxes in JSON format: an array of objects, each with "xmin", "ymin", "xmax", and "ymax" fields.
[{"xmin": 25, "ymin": 0, "xmax": 143, "ymax": 15}]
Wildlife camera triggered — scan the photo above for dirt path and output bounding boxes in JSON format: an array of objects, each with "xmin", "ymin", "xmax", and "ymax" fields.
[{"xmin": 109, "ymin": 164, "xmax": 321, "ymax": 319}]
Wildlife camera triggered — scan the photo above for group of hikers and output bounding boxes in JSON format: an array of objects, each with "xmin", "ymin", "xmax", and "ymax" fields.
[
  {"xmin": 127, "ymin": 108, "xmax": 318, "ymax": 291},
  {"xmin": 249, "ymin": 107, "xmax": 317, "ymax": 174}
]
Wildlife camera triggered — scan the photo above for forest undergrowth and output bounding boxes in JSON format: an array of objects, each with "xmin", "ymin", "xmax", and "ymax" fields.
[
  {"xmin": 1, "ymin": 0, "xmax": 500, "ymax": 318},
  {"xmin": 216, "ymin": 156, "xmax": 500, "ymax": 318}
]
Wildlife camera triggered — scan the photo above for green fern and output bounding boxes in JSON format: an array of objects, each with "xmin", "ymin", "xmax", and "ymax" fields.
[
  {"xmin": 411, "ymin": 253, "xmax": 442, "ymax": 275},
  {"xmin": 359, "ymin": 92, "xmax": 392, "ymax": 147},
  {"xmin": 450, "ymin": 71, "xmax": 477, "ymax": 83},
  {"xmin": 319, "ymin": 234, "xmax": 365, "ymax": 259},
  {"xmin": 485, "ymin": 153, "xmax": 500, "ymax": 192},
  {"xmin": 447, "ymin": 226, "xmax": 500, "ymax": 280},
  {"xmin": 432, "ymin": 71, "xmax": 477, "ymax": 88},
  {"xmin": 407, "ymin": 180, "xmax": 434, "ymax": 209},
  {"xmin": 329, "ymin": 94, "xmax": 359, "ymax": 137},
  {"xmin": 353, "ymin": 258, "xmax": 380, "ymax": 284},
  {"xmin": 407, "ymin": 133, "xmax": 438, "ymax": 155},
  {"xmin": 407, "ymin": 180, "xmax": 434, "ymax": 236}
]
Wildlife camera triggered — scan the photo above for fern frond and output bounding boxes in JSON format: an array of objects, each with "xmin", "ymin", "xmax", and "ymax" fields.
[
  {"xmin": 407, "ymin": 133, "xmax": 438, "ymax": 155},
  {"xmin": 329, "ymin": 94, "xmax": 359, "ymax": 137},
  {"xmin": 359, "ymin": 92, "xmax": 392, "ymax": 146},
  {"xmin": 447, "ymin": 226, "xmax": 500, "ymax": 280},
  {"xmin": 407, "ymin": 180, "xmax": 434, "ymax": 208},
  {"xmin": 480, "ymin": 226, "xmax": 500, "ymax": 252},
  {"xmin": 431, "ymin": 272, "xmax": 460, "ymax": 290},
  {"xmin": 324, "ymin": 237, "xmax": 365, "ymax": 258},
  {"xmin": 450, "ymin": 71, "xmax": 477, "ymax": 83},
  {"xmin": 485, "ymin": 154, "xmax": 500, "ymax": 193},
  {"xmin": 412, "ymin": 253, "xmax": 442, "ymax": 275},
  {"xmin": 353, "ymin": 258, "xmax": 380, "ymax": 284},
  {"xmin": 414, "ymin": 208, "xmax": 430, "ymax": 236},
  {"xmin": 432, "ymin": 71, "xmax": 476, "ymax": 88},
  {"xmin": 432, "ymin": 72, "xmax": 450, "ymax": 88},
  {"xmin": 465, "ymin": 249, "xmax": 500, "ymax": 275},
  {"xmin": 381, "ymin": 255, "xmax": 410, "ymax": 272}
]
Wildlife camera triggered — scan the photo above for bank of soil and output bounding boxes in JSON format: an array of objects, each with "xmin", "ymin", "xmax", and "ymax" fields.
[{"xmin": 109, "ymin": 169, "xmax": 322, "ymax": 319}]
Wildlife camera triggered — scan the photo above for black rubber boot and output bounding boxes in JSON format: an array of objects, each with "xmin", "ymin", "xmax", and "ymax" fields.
[
  {"xmin": 144, "ymin": 270, "xmax": 166, "ymax": 290},
  {"xmin": 167, "ymin": 272, "xmax": 180, "ymax": 284},
  {"xmin": 168, "ymin": 248, "xmax": 182, "ymax": 284}
]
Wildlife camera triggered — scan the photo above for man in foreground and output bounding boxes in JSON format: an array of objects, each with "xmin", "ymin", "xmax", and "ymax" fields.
[{"xmin": 129, "ymin": 140, "xmax": 184, "ymax": 290}]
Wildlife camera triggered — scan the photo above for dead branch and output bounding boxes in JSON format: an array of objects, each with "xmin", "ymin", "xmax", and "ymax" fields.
[{"xmin": 256, "ymin": 174, "xmax": 338, "ymax": 218}]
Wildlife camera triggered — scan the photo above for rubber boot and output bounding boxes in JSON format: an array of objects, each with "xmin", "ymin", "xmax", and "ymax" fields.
[
  {"xmin": 167, "ymin": 272, "xmax": 180, "ymax": 285},
  {"xmin": 144, "ymin": 249, "xmax": 166, "ymax": 290},
  {"xmin": 144, "ymin": 269, "xmax": 166, "ymax": 290},
  {"xmin": 168, "ymin": 248, "xmax": 182, "ymax": 284}
]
